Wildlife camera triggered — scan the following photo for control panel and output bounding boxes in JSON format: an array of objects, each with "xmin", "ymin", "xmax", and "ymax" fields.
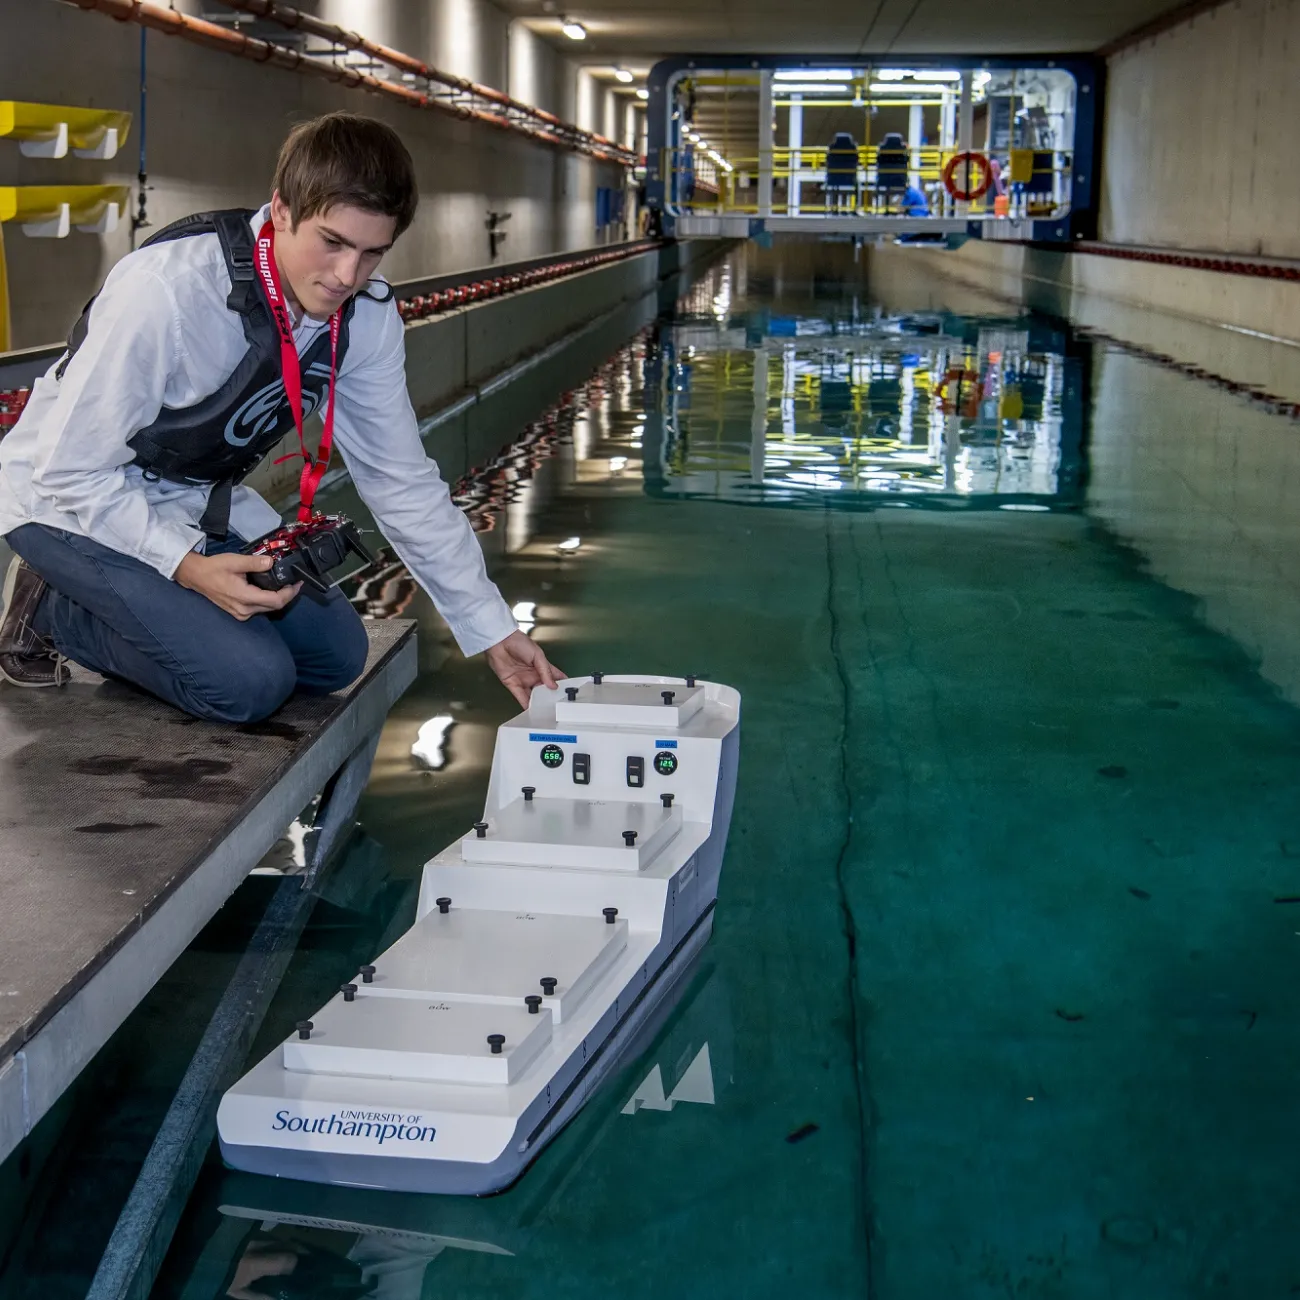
[{"xmin": 481, "ymin": 676, "xmax": 730, "ymax": 828}]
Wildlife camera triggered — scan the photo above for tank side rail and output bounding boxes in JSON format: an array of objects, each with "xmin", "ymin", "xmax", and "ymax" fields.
[
  {"xmin": 0, "ymin": 620, "xmax": 417, "ymax": 1171},
  {"xmin": 86, "ymin": 731, "xmax": 382, "ymax": 1300}
]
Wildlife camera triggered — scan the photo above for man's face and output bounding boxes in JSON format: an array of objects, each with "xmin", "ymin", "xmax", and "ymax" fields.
[{"xmin": 269, "ymin": 192, "xmax": 397, "ymax": 320}]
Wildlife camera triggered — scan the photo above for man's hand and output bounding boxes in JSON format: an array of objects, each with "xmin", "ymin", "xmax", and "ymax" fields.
[
  {"xmin": 175, "ymin": 551, "xmax": 302, "ymax": 621},
  {"xmin": 484, "ymin": 629, "xmax": 563, "ymax": 709}
]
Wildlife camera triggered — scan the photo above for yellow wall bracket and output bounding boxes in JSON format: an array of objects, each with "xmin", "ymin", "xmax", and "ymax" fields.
[
  {"xmin": 0, "ymin": 184, "xmax": 131, "ymax": 238},
  {"xmin": 0, "ymin": 102, "xmax": 132, "ymax": 161}
]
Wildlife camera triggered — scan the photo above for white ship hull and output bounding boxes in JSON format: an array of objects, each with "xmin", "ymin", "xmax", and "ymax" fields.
[{"xmin": 218, "ymin": 675, "xmax": 740, "ymax": 1194}]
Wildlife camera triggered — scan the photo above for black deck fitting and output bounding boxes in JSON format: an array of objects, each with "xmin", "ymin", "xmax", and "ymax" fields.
[
  {"xmin": 341, "ymin": 983, "xmax": 357, "ymax": 1003},
  {"xmin": 661, "ymin": 793, "xmax": 674, "ymax": 808},
  {"xmin": 296, "ymin": 1020, "xmax": 313, "ymax": 1041},
  {"xmin": 541, "ymin": 976, "xmax": 558, "ymax": 995},
  {"xmin": 487, "ymin": 1033, "xmax": 505, "ymax": 1054},
  {"xmin": 592, "ymin": 671, "xmax": 604, "ymax": 684},
  {"xmin": 522, "ymin": 786, "xmax": 536, "ymax": 802},
  {"xmin": 622, "ymin": 830, "xmax": 638, "ymax": 847},
  {"xmin": 359, "ymin": 965, "xmax": 376, "ymax": 984},
  {"xmin": 565, "ymin": 686, "xmax": 579, "ymax": 702},
  {"xmin": 603, "ymin": 906, "xmax": 619, "ymax": 924},
  {"xmin": 661, "ymin": 690, "xmax": 675, "ymax": 705},
  {"xmin": 436, "ymin": 896, "xmax": 452, "ymax": 913},
  {"xmin": 686, "ymin": 675, "xmax": 697, "ymax": 686},
  {"xmin": 473, "ymin": 822, "xmax": 488, "ymax": 839},
  {"xmin": 525, "ymin": 994, "xmax": 543, "ymax": 1014}
]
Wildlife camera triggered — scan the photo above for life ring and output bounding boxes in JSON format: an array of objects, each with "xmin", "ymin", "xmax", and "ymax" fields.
[
  {"xmin": 942, "ymin": 151, "xmax": 993, "ymax": 202},
  {"xmin": 938, "ymin": 366, "xmax": 980, "ymax": 417}
]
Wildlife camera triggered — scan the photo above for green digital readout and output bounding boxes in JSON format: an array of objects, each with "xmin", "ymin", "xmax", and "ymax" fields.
[
  {"xmin": 654, "ymin": 751, "xmax": 679, "ymax": 776},
  {"xmin": 540, "ymin": 743, "xmax": 565, "ymax": 769}
]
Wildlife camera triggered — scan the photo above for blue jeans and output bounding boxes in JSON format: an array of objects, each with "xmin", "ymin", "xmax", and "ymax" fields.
[{"xmin": 6, "ymin": 523, "xmax": 369, "ymax": 723}]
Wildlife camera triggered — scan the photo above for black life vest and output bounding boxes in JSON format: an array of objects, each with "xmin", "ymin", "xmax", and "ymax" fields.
[{"xmin": 57, "ymin": 209, "xmax": 390, "ymax": 539}]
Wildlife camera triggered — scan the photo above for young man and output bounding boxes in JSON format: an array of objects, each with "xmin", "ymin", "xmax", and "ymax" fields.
[{"xmin": 0, "ymin": 112, "xmax": 559, "ymax": 720}]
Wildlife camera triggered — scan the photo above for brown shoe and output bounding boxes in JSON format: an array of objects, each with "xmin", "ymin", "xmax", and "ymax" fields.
[{"xmin": 0, "ymin": 556, "xmax": 68, "ymax": 688}]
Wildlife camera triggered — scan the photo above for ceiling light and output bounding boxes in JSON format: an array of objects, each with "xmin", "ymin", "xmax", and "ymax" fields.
[
  {"xmin": 876, "ymin": 69, "xmax": 906, "ymax": 81},
  {"xmin": 560, "ymin": 18, "xmax": 587, "ymax": 39},
  {"xmin": 869, "ymin": 82, "xmax": 952, "ymax": 95},
  {"xmin": 707, "ymin": 149, "xmax": 733, "ymax": 172},
  {"xmin": 636, "ymin": 88, "xmax": 649, "ymax": 100},
  {"xmin": 776, "ymin": 83, "xmax": 850, "ymax": 94},
  {"xmin": 774, "ymin": 69, "xmax": 853, "ymax": 81},
  {"xmin": 614, "ymin": 67, "xmax": 633, "ymax": 84},
  {"xmin": 556, "ymin": 536, "xmax": 582, "ymax": 552}
]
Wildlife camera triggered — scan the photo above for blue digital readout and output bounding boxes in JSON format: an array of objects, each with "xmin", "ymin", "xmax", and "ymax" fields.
[
  {"xmin": 529, "ymin": 733, "xmax": 578, "ymax": 743},
  {"xmin": 655, "ymin": 740, "xmax": 678, "ymax": 749}
]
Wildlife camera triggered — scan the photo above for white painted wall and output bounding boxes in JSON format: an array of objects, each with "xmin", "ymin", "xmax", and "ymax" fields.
[
  {"xmin": 1102, "ymin": 0, "xmax": 1300, "ymax": 257},
  {"xmin": 0, "ymin": 0, "xmax": 621, "ymax": 347}
]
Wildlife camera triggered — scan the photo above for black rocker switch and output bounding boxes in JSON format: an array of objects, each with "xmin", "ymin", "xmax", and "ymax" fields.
[
  {"xmin": 573, "ymin": 752, "xmax": 591, "ymax": 785},
  {"xmin": 436, "ymin": 896, "xmax": 452, "ymax": 914},
  {"xmin": 525, "ymin": 995, "xmax": 543, "ymax": 1015},
  {"xmin": 341, "ymin": 983, "xmax": 357, "ymax": 1003},
  {"xmin": 626, "ymin": 755, "xmax": 644, "ymax": 788},
  {"xmin": 540, "ymin": 977, "xmax": 558, "ymax": 996},
  {"xmin": 359, "ymin": 965, "xmax": 376, "ymax": 984}
]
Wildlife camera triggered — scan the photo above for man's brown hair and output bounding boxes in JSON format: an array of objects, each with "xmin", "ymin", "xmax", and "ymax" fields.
[{"xmin": 273, "ymin": 112, "xmax": 418, "ymax": 237}]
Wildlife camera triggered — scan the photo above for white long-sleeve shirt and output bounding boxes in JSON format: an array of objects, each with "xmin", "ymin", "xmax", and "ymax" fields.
[{"xmin": 0, "ymin": 204, "xmax": 517, "ymax": 656}]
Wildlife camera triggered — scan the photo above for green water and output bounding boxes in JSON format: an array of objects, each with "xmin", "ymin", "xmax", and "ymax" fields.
[{"xmin": 12, "ymin": 250, "xmax": 1300, "ymax": 1298}]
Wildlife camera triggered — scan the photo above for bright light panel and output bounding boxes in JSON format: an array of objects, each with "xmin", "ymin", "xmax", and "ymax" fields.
[
  {"xmin": 877, "ymin": 68, "xmax": 963, "ymax": 82},
  {"xmin": 556, "ymin": 536, "xmax": 582, "ymax": 552},
  {"xmin": 614, "ymin": 68, "xmax": 633, "ymax": 83},
  {"xmin": 869, "ymin": 82, "xmax": 953, "ymax": 95},
  {"xmin": 774, "ymin": 69, "xmax": 854, "ymax": 81},
  {"xmin": 561, "ymin": 19, "xmax": 586, "ymax": 39},
  {"xmin": 776, "ymin": 83, "xmax": 850, "ymax": 94},
  {"xmin": 636, "ymin": 88, "xmax": 649, "ymax": 100}
]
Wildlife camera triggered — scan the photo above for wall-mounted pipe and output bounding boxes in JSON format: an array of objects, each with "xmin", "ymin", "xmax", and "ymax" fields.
[
  {"xmin": 213, "ymin": 0, "xmax": 630, "ymax": 161},
  {"xmin": 68, "ymin": 0, "xmax": 634, "ymax": 165}
]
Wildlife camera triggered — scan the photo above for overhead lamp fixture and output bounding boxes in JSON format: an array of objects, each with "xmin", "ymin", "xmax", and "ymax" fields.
[
  {"xmin": 560, "ymin": 17, "xmax": 587, "ymax": 39},
  {"xmin": 775, "ymin": 83, "xmax": 850, "ymax": 94},
  {"xmin": 706, "ymin": 150, "xmax": 734, "ymax": 173},
  {"xmin": 636, "ymin": 88, "xmax": 649, "ymax": 100},
  {"xmin": 614, "ymin": 67, "xmax": 633, "ymax": 83},
  {"xmin": 869, "ymin": 82, "xmax": 952, "ymax": 95},
  {"xmin": 774, "ymin": 68, "xmax": 853, "ymax": 81},
  {"xmin": 555, "ymin": 536, "xmax": 583, "ymax": 552}
]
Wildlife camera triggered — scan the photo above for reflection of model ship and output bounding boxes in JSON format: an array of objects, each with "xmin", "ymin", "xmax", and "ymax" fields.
[{"xmin": 218, "ymin": 675, "xmax": 740, "ymax": 1195}]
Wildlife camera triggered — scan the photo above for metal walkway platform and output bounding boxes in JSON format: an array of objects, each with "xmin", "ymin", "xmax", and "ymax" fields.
[{"xmin": 0, "ymin": 619, "xmax": 417, "ymax": 1167}]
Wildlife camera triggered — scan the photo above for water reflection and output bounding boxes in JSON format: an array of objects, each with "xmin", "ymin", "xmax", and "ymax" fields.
[
  {"xmin": 640, "ymin": 263, "xmax": 1087, "ymax": 510},
  {"xmin": 160, "ymin": 960, "xmax": 732, "ymax": 1299}
]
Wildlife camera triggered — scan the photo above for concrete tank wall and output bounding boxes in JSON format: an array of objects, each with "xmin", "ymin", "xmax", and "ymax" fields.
[
  {"xmin": 0, "ymin": 0, "xmax": 626, "ymax": 348},
  {"xmin": 1101, "ymin": 0, "xmax": 1300, "ymax": 258}
]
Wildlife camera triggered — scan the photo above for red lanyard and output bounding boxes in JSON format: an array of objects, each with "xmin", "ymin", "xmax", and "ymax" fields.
[{"xmin": 254, "ymin": 220, "xmax": 340, "ymax": 522}]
